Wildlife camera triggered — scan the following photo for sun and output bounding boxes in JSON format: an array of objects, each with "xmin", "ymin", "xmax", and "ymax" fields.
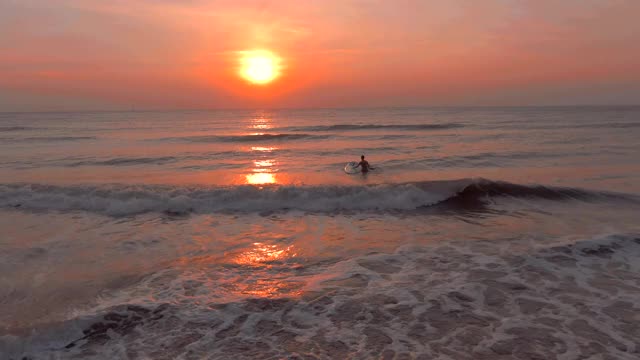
[{"xmin": 238, "ymin": 50, "xmax": 282, "ymax": 85}]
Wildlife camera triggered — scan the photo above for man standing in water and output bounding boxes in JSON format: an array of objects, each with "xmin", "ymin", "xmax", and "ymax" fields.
[{"xmin": 355, "ymin": 155, "xmax": 373, "ymax": 173}]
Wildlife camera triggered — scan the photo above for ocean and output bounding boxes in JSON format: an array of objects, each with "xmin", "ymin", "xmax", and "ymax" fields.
[{"xmin": 1, "ymin": 107, "xmax": 639, "ymax": 359}]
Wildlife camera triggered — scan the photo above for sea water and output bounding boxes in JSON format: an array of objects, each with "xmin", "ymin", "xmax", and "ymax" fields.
[{"xmin": 1, "ymin": 107, "xmax": 639, "ymax": 359}]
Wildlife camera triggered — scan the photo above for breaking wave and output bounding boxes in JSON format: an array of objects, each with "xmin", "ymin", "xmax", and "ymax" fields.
[{"xmin": 0, "ymin": 179, "xmax": 633, "ymax": 216}]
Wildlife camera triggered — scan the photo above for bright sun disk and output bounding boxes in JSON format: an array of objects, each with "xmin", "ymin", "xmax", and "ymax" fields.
[{"xmin": 239, "ymin": 50, "xmax": 281, "ymax": 85}]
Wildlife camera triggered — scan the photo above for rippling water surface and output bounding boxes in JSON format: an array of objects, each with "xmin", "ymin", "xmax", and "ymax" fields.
[{"xmin": 1, "ymin": 107, "xmax": 640, "ymax": 359}]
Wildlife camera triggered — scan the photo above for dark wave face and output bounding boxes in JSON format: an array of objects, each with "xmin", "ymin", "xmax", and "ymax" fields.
[
  {"xmin": 463, "ymin": 180, "xmax": 629, "ymax": 203},
  {"xmin": 23, "ymin": 136, "xmax": 97, "ymax": 142},
  {"xmin": 1, "ymin": 179, "xmax": 634, "ymax": 216},
  {"xmin": 0, "ymin": 136, "xmax": 98, "ymax": 143},
  {"xmin": 0, "ymin": 126, "xmax": 37, "ymax": 132},
  {"xmin": 68, "ymin": 156, "xmax": 179, "ymax": 167},
  {"xmin": 282, "ymin": 123, "xmax": 464, "ymax": 132}
]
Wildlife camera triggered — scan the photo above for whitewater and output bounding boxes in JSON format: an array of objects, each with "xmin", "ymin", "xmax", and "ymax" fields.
[{"xmin": 1, "ymin": 107, "xmax": 640, "ymax": 359}]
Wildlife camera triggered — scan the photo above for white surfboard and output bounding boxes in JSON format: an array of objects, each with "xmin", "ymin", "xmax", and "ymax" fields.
[{"xmin": 344, "ymin": 162, "xmax": 360, "ymax": 174}]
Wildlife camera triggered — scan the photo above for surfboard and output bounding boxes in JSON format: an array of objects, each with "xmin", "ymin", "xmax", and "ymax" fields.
[{"xmin": 344, "ymin": 162, "xmax": 360, "ymax": 174}]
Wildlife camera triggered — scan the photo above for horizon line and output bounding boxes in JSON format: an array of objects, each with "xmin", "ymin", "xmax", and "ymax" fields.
[{"xmin": 2, "ymin": 104, "xmax": 640, "ymax": 115}]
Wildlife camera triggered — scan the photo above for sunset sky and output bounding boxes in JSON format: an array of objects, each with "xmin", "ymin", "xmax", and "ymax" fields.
[{"xmin": 1, "ymin": 0, "xmax": 639, "ymax": 111}]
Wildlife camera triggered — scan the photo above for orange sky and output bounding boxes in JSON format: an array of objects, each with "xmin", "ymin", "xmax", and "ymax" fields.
[{"xmin": 1, "ymin": 0, "xmax": 639, "ymax": 111}]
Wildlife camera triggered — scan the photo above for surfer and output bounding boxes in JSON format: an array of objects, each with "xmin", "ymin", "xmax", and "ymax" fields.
[{"xmin": 355, "ymin": 155, "xmax": 373, "ymax": 173}]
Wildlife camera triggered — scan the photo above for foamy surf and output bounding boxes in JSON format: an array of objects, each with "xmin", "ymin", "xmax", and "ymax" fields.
[{"xmin": 4, "ymin": 233, "xmax": 639, "ymax": 359}]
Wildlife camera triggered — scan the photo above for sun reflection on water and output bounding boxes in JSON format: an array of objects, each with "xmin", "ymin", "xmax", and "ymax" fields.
[
  {"xmin": 244, "ymin": 121, "xmax": 283, "ymax": 184},
  {"xmin": 251, "ymin": 114, "xmax": 273, "ymax": 130},
  {"xmin": 227, "ymin": 242, "xmax": 302, "ymax": 297},
  {"xmin": 234, "ymin": 242, "xmax": 296, "ymax": 266},
  {"xmin": 254, "ymin": 159, "xmax": 276, "ymax": 168},
  {"xmin": 245, "ymin": 172, "xmax": 276, "ymax": 184},
  {"xmin": 251, "ymin": 146, "xmax": 276, "ymax": 152},
  {"xmin": 173, "ymin": 241, "xmax": 304, "ymax": 299}
]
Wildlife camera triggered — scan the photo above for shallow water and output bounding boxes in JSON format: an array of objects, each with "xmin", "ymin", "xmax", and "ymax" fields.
[{"xmin": 1, "ymin": 107, "xmax": 640, "ymax": 359}]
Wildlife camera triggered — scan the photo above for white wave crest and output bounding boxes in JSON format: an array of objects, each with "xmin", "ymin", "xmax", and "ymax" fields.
[{"xmin": 0, "ymin": 181, "xmax": 470, "ymax": 216}]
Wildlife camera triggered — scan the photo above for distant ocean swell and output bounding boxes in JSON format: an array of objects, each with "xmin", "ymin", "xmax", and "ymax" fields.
[
  {"xmin": 0, "ymin": 136, "xmax": 97, "ymax": 142},
  {"xmin": 1, "ymin": 150, "xmax": 598, "ymax": 170},
  {"xmin": 280, "ymin": 123, "xmax": 464, "ymax": 132},
  {"xmin": 0, "ymin": 151, "xmax": 257, "ymax": 169},
  {"xmin": 0, "ymin": 179, "xmax": 633, "ymax": 216},
  {"xmin": 153, "ymin": 123, "xmax": 465, "ymax": 143},
  {"xmin": 158, "ymin": 133, "xmax": 329, "ymax": 143}
]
